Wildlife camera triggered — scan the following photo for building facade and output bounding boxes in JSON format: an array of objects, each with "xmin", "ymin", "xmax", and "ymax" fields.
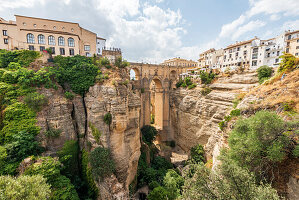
[
  {"xmin": 0, "ymin": 15, "xmax": 105, "ymax": 57},
  {"xmin": 285, "ymin": 30, "xmax": 299, "ymax": 56},
  {"xmin": 162, "ymin": 57, "xmax": 197, "ymax": 68}
]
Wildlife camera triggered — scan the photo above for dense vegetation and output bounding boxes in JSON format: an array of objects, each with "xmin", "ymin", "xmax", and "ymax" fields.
[
  {"xmin": 278, "ymin": 53, "xmax": 298, "ymax": 72},
  {"xmin": 176, "ymin": 77, "xmax": 196, "ymax": 89},
  {"xmin": 199, "ymin": 70, "xmax": 216, "ymax": 84},
  {"xmin": 0, "ymin": 50, "xmax": 113, "ymax": 199}
]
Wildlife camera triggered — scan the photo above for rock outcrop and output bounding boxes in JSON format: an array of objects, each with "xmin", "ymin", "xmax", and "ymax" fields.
[{"xmin": 170, "ymin": 71, "xmax": 258, "ymax": 160}]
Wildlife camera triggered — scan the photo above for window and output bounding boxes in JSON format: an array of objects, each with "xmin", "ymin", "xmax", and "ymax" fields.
[
  {"xmin": 237, "ymin": 47, "xmax": 240, "ymax": 51},
  {"xmin": 84, "ymin": 45, "xmax": 90, "ymax": 51},
  {"xmin": 48, "ymin": 35, "xmax": 55, "ymax": 45},
  {"xmin": 253, "ymin": 48, "xmax": 258, "ymax": 53},
  {"xmin": 252, "ymin": 61, "xmax": 257, "ymax": 66},
  {"xmin": 69, "ymin": 48, "xmax": 74, "ymax": 55},
  {"xmin": 267, "ymin": 53, "xmax": 270, "ymax": 57},
  {"xmin": 68, "ymin": 37, "xmax": 75, "ymax": 47},
  {"xmin": 33, "ymin": 24, "xmax": 37, "ymax": 27},
  {"xmin": 38, "ymin": 34, "xmax": 45, "ymax": 44},
  {"xmin": 60, "ymin": 48, "xmax": 65, "ymax": 55},
  {"xmin": 229, "ymin": 49, "xmax": 232, "ymax": 53},
  {"xmin": 86, "ymin": 52, "xmax": 91, "ymax": 57},
  {"xmin": 28, "ymin": 45, "xmax": 34, "ymax": 50},
  {"xmin": 277, "ymin": 51, "xmax": 280, "ymax": 56},
  {"xmin": 4, "ymin": 38, "xmax": 8, "ymax": 44},
  {"xmin": 27, "ymin": 33, "xmax": 35, "ymax": 44},
  {"xmin": 296, "ymin": 53, "xmax": 299, "ymax": 56},
  {"xmin": 23, "ymin": 22, "xmax": 26, "ymax": 26},
  {"xmin": 3, "ymin": 30, "xmax": 7, "ymax": 36},
  {"xmin": 287, "ymin": 35, "xmax": 291, "ymax": 40},
  {"xmin": 275, "ymin": 58, "xmax": 279, "ymax": 63},
  {"xmin": 229, "ymin": 54, "xmax": 232, "ymax": 58},
  {"xmin": 50, "ymin": 47, "xmax": 55, "ymax": 55},
  {"xmin": 40, "ymin": 46, "xmax": 45, "ymax": 51},
  {"xmin": 53, "ymin": 26, "xmax": 56, "ymax": 30},
  {"xmin": 58, "ymin": 37, "xmax": 65, "ymax": 46},
  {"xmin": 236, "ymin": 52, "xmax": 238, "ymax": 57},
  {"xmin": 286, "ymin": 48, "xmax": 289, "ymax": 53},
  {"xmin": 297, "ymin": 39, "xmax": 299, "ymax": 43}
]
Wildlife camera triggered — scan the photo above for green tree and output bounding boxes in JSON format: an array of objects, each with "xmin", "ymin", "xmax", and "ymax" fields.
[
  {"xmin": 190, "ymin": 144, "xmax": 206, "ymax": 164},
  {"xmin": 147, "ymin": 186, "xmax": 170, "ymax": 200},
  {"xmin": 227, "ymin": 111, "xmax": 291, "ymax": 180},
  {"xmin": 163, "ymin": 169, "xmax": 184, "ymax": 200},
  {"xmin": 200, "ymin": 71, "xmax": 216, "ymax": 84},
  {"xmin": 141, "ymin": 125, "xmax": 158, "ymax": 145},
  {"xmin": 182, "ymin": 162, "xmax": 280, "ymax": 200},
  {"xmin": 0, "ymin": 175, "xmax": 51, "ymax": 200},
  {"xmin": 278, "ymin": 53, "xmax": 298, "ymax": 72},
  {"xmin": 257, "ymin": 65, "xmax": 272, "ymax": 83}
]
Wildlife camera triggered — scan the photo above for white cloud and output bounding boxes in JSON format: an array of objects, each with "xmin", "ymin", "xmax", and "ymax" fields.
[
  {"xmin": 219, "ymin": 15, "xmax": 246, "ymax": 38},
  {"xmin": 270, "ymin": 14, "xmax": 280, "ymax": 21},
  {"xmin": 231, "ymin": 20, "xmax": 265, "ymax": 40}
]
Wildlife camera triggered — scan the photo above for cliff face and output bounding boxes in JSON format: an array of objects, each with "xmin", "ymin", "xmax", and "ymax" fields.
[
  {"xmin": 85, "ymin": 83, "xmax": 141, "ymax": 198},
  {"xmin": 170, "ymin": 71, "xmax": 259, "ymax": 159},
  {"xmin": 36, "ymin": 80, "xmax": 141, "ymax": 199}
]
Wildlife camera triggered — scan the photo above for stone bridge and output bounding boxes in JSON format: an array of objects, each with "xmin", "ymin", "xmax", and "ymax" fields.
[{"xmin": 128, "ymin": 62, "xmax": 188, "ymax": 141}]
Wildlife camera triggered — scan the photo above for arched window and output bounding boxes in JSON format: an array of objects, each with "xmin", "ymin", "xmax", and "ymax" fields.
[
  {"xmin": 68, "ymin": 37, "xmax": 75, "ymax": 47},
  {"xmin": 58, "ymin": 36, "xmax": 65, "ymax": 46},
  {"xmin": 48, "ymin": 35, "xmax": 55, "ymax": 45},
  {"xmin": 38, "ymin": 34, "xmax": 45, "ymax": 44},
  {"xmin": 27, "ymin": 33, "xmax": 34, "ymax": 44}
]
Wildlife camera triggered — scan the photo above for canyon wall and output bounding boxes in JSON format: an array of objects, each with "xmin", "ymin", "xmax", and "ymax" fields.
[
  {"xmin": 36, "ymin": 80, "xmax": 141, "ymax": 199},
  {"xmin": 170, "ymin": 71, "xmax": 259, "ymax": 159}
]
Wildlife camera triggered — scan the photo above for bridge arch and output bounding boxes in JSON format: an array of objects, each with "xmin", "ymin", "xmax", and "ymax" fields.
[{"xmin": 129, "ymin": 68, "xmax": 140, "ymax": 80}]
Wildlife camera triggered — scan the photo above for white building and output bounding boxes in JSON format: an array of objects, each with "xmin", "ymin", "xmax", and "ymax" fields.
[
  {"xmin": 96, "ymin": 37, "xmax": 106, "ymax": 55},
  {"xmin": 223, "ymin": 38, "xmax": 258, "ymax": 70}
]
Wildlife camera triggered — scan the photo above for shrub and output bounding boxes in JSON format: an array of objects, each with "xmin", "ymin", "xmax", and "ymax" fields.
[
  {"xmin": 200, "ymin": 71, "xmax": 215, "ymax": 84},
  {"xmin": 257, "ymin": 65, "xmax": 272, "ymax": 84},
  {"xmin": 152, "ymin": 156, "xmax": 173, "ymax": 171},
  {"xmin": 0, "ymin": 175, "xmax": 51, "ymax": 200},
  {"xmin": 89, "ymin": 147, "xmax": 115, "ymax": 180},
  {"xmin": 45, "ymin": 128, "xmax": 61, "ymax": 138},
  {"xmin": 81, "ymin": 149, "xmax": 98, "ymax": 199},
  {"xmin": 176, "ymin": 80, "xmax": 184, "ymax": 88},
  {"xmin": 0, "ymin": 50, "xmax": 40, "ymax": 68},
  {"xmin": 201, "ymin": 87, "xmax": 212, "ymax": 96},
  {"xmin": 5, "ymin": 131, "xmax": 42, "ymax": 164},
  {"xmin": 52, "ymin": 55, "xmax": 98, "ymax": 95},
  {"xmin": 278, "ymin": 53, "xmax": 298, "ymax": 72},
  {"xmin": 188, "ymin": 83, "xmax": 196, "ymax": 89},
  {"xmin": 103, "ymin": 112, "xmax": 112, "ymax": 125},
  {"xmin": 141, "ymin": 125, "xmax": 158, "ymax": 145},
  {"xmin": 230, "ymin": 109, "xmax": 241, "ymax": 117},
  {"xmin": 190, "ymin": 144, "xmax": 206, "ymax": 164},
  {"xmin": 24, "ymin": 156, "xmax": 79, "ymax": 200},
  {"xmin": 163, "ymin": 169, "xmax": 184, "ymax": 200},
  {"xmin": 64, "ymin": 91, "xmax": 75, "ymax": 100},
  {"xmin": 57, "ymin": 140, "xmax": 79, "ymax": 181},
  {"xmin": 24, "ymin": 92, "xmax": 48, "ymax": 112},
  {"xmin": 115, "ymin": 57, "xmax": 129, "ymax": 68},
  {"xmin": 293, "ymin": 145, "xmax": 299, "ymax": 157},
  {"xmin": 147, "ymin": 186, "xmax": 170, "ymax": 200},
  {"xmin": 149, "ymin": 181, "xmax": 160, "ymax": 190},
  {"xmin": 89, "ymin": 122, "xmax": 102, "ymax": 144},
  {"xmin": 218, "ymin": 120, "xmax": 225, "ymax": 130}
]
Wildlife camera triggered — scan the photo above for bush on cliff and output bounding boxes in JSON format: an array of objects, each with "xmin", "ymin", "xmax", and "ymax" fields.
[
  {"xmin": 0, "ymin": 175, "xmax": 51, "ymax": 200},
  {"xmin": 0, "ymin": 49, "xmax": 40, "ymax": 68},
  {"xmin": 257, "ymin": 65, "xmax": 272, "ymax": 83},
  {"xmin": 199, "ymin": 71, "xmax": 215, "ymax": 84},
  {"xmin": 89, "ymin": 147, "xmax": 115, "ymax": 180},
  {"xmin": 141, "ymin": 125, "xmax": 158, "ymax": 145},
  {"xmin": 52, "ymin": 55, "xmax": 98, "ymax": 95},
  {"xmin": 278, "ymin": 53, "xmax": 298, "ymax": 72}
]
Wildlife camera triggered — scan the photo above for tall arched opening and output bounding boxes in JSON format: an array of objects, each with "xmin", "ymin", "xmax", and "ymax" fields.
[
  {"xmin": 150, "ymin": 78, "xmax": 164, "ymax": 130},
  {"xmin": 129, "ymin": 68, "xmax": 140, "ymax": 80}
]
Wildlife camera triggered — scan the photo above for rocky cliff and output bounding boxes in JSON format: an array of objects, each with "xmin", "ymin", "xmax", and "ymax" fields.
[
  {"xmin": 36, "ymin": 77, "xmax": 141, "ymax": 199},
  {"xmin": 170, "ymin": 71, "xmax": 259, "ymax": 160}
]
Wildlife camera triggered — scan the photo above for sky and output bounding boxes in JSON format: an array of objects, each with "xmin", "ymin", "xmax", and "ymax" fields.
[{"xmin": 0, "ymin": 0, "xmax": 298, "ymax": 63}]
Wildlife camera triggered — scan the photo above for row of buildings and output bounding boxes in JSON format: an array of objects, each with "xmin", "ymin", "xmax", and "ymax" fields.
[
  {"xmin": 0, "ymin": 15, "xmax": 107, "ymax": 57},
  {"xmin": 198, "ymin": 30, "xmax": 299, "ymax": 70}
]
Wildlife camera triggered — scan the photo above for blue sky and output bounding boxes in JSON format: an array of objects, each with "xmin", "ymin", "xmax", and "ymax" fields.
[{"xmin": 0, "ymin": 0, "xmax": 298, "ymax": 62}]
